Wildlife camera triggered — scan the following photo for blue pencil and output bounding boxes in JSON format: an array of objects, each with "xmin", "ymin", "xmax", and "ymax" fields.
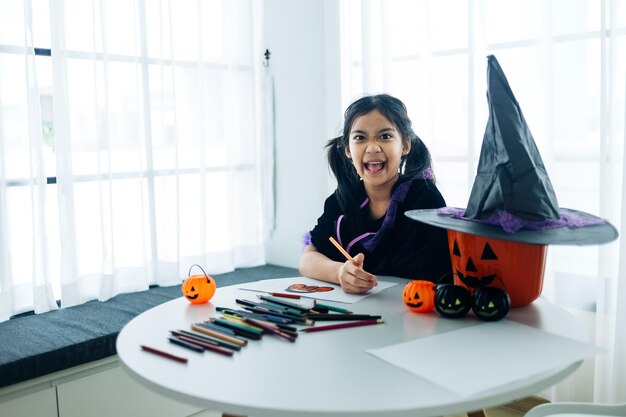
[{"xmin": 169, "ymin": 336, "xmax": 204, "ymax": 353}]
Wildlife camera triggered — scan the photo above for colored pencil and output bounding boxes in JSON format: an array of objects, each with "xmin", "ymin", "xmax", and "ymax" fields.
[
  {"xmin": 235, "ymin": 298, "xmax": 263, "ymax": 309},
  {"xmin": 191, "ymin": 324, "xmax": 248, "ymax": 346},
  {"xmin": 211, "ymin": 318, "xmax": 263, "ymax": 339},
  {"xmin": 329, "ymin": 236, "xmax": 355, "ymax": 263},
  {"xmin": 170, "ymin": 329, "xmax": 242, "ymax": 351},
  {"xmin": 240, "ymin": 317, "xmax": 297, "ymax": 343},
  {"xmin": 307, "ymin": 314, "xmax": 381, "ymax": 321},
  {"xmin": 221, "ymin": 314, "xmax": 265, "ymax": 332},
  {"xmin": 269, "ymin": 292, "xmax": 301, "ymax": 299},
  {"xmin": 218, "ymin": 308, "xmax": 295, "ymax": 326},
  {"xmin": 314, "ymin": 302, "xmax": 353, "ymax": 314},
  {"xmin": 141, "ymin": 345, "xmax": 188, "ymax": 363},
  {"xmin": 174, "ymin": 335, "xmax": 234, "ymax": 357},
  {"xmin": 258, "ymin": 295, "xmax": 310, "ymax": 312},
  {"xmin": 237, "ymin": 299, "xmax": 304, "ymax": 316},
  {"xmin": 221, "ymin": 311, "xmax": 296, "ymax": 333},
  {"xmin": 168, "ymin": 336, "xmax": 204, "ymax": 353},
  {"xmin": 242, "ymin": 306, "xmax": 313, "ymax": 325},
  {"xmin": 300, "ymin": 319, "xmax": 384, "ymax": 333},
  {"xmin": 257, "ymin": 299, "xmax": 306, "ymax": 315},
  {"xmin": 199, "ymin": 321, "xmax": 238, "ymax": 335}
]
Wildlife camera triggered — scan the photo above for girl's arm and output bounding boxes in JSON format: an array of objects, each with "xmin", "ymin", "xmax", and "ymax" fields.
[{"xmin": 299, "ymin": 245, "xmax": 377, "ymax": 294}]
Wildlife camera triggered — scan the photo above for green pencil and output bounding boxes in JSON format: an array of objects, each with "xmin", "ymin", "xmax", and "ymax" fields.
[{"xmin": 314, "ymin": 302, "xmax": 352, "ymax": 314}]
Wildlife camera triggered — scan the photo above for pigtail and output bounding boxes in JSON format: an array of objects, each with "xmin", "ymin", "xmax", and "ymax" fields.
[
  {"xmin": 326, "ymin": 136, "xmax": 361, "ymax": 211},
  {"xmin": 401, "ymin": 132, "xmax": 434, "ymax": 182}
]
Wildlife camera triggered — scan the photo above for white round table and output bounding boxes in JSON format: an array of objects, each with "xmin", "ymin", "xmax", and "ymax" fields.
[{"xmin": 116, "ymin": 277, "xmax": 585, "ymax": 417}]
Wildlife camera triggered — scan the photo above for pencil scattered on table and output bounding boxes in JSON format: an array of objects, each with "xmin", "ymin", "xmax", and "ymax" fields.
[
  {"xmin": 235, "ymin": 296, "xmax": 384, "ymax": 330},
  {"xmin": 141, "ymin": 345, "xmax": 188, "ymax": 363},
  {"xmin": 300, "ymin": 319, "xmax": 384, "ymax": 333},
  {"xmin": 142, "ymin": 294, "xmax": 384, "ymax": 361},
  {"xmin": 305, "ymin": 314, "xmax": 381, "ymax": 321},
  {"xmin": 313, "ymin": 300, "xmax": 353, "ymax": 314},
  {"xmin": 268, "ymin": 292, "xmax": 301, "ymax": 299}
]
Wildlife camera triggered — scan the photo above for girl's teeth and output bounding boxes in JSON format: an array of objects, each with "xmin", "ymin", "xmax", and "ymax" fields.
[{"xmin": 366, "ymin": 162, "xmax": 384, "ymax": 173}]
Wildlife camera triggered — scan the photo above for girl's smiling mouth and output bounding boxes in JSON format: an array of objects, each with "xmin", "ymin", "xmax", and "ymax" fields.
[{"xmin": 364, "ymin": 161, "xmax": 385, "ymax": 173}]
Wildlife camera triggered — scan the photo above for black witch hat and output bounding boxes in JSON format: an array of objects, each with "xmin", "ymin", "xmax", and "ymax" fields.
[{"xmin": 406, "ymin": 55, "xmax": 617, "ymax": 245}]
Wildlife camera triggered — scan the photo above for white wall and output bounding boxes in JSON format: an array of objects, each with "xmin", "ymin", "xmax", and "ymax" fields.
[{"xmin": 263, "ymin": 0, "xmax": 342, "ymax": 268}]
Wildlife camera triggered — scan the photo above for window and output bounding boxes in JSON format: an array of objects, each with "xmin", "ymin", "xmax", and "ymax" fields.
[{"xmin": 0, "ymin": 0, "xmax": 264, "ymax": 319}]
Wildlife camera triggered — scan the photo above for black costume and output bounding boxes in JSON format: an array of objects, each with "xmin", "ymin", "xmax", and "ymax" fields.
[{"xmin": 306, "ymin": 171, "xmax": 451, "ymax": 281}]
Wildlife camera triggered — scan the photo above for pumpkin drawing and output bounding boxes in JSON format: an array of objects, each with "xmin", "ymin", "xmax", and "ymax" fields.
[
  {"xmin": 182, "ymin": 267, "xmax": 216, "ymax": 304},
  {"xmin": 434, "ymin": 284, "xmax": 472, "ymax": 319},
  {"xmin": 402, "ymin": 280, "xmax": 436, "ymax": 313}
]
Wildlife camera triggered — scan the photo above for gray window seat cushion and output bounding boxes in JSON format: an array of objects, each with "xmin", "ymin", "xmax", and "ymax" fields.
[{"xmin": 0, "ymin": 265, "xmax": 298, "ymax": 389}]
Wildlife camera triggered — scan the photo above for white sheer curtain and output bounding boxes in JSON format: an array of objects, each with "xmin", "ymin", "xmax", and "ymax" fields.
[
  {"xmin": 0, "ymin": 0, "xmax": 266, "ymax": 322},
  {"xmin": 0, "ymin": 0, "xmax": 59, "ymax": 320},
  {"xmin": 341, "ymin": 0, "xmax": 626, "ymax": 403}
]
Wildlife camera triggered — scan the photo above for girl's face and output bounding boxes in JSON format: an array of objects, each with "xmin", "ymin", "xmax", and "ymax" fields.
[{"xmin": 345, "ymin": 109, "xmax": 410, "ymax": 192}]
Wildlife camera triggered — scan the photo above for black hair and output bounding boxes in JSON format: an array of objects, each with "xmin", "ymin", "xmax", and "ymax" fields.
[{"xmin": 326, "ymin": 94, "xmax": 434, "ymax": 211}]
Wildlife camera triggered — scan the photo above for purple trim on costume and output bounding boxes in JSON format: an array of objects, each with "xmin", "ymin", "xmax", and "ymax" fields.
[
  {"xmin": 359, "ymin": 198, "xmax": 369, "ymax": 209},
  {"xmin": 420, "ymin": 167, "xmax": 435, "ymax": 180},
  {"xmin": 346, "ymin": 232, "xmax": 376, "ymax": 254},
  {"xmin": 360, "ymin": 170, "xmax": 433, "ymax": 252},
  {"xmin": 302, "ymin": 231, "xmax": 312, "ymax": 247},
  {"xmin": 437, "ymin": 207, "xmax": 606, "ymax": 234},
  {"xmin": 336, "ymin": 214, "xmax": 345, "ymax": 247}
]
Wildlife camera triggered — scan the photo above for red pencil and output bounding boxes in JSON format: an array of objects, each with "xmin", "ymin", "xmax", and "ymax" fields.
[
  {"xmin": 269, "ymin": 292, "xmax": 301, "ymax": 299},
  {"xmin": 300, "ymin": 319, "xmax": 384, "ymax": 333},
  {"xmin": 141, "ymin": 345, "xmax": 188, "ymax": 363}
]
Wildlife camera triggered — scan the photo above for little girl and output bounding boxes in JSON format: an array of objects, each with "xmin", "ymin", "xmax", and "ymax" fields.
[{"xmin": 299, "ymin": 94, "xmax": 451, "ymax": 293}]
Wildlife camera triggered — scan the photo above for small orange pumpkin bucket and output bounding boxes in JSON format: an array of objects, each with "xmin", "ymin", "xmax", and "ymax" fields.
[
  {"xmin": 447, "ymin": 230, "xmax": 547, "ymax": 307},
  {"xmin": 402, "ymin": 280, "xmax": 436, "ymax": 313},
  {"xmin": 182, "ymin": 264, "xmax": 216, "ymax": 304}
]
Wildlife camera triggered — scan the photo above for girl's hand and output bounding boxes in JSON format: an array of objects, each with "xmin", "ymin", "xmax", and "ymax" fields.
[{"xmin": 337, "ymin": 253, "xmax": 378, "ymax": 294}]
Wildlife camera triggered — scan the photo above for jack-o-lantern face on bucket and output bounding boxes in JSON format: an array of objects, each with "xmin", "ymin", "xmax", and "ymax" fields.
[
  {"xmin": 434, "ymin": 284, "xmax": 472, "ymax": 318},
  {"xmin": 402, "ymin": 280, "xmax": 436, "ymax": 313},
  {"xmin": 472, "ymin": 287, "xmax": 510, "ymax": 321},
  {"xmin": 452, "ymin": 239, "xmax": 497, "ymax": 289},
  {"xmin": 447, "ymin": 230, "xmax": 548, "ymax": 307},
  {"xmin": 182, "ymin": 274, "xmax": 216, "ymax": 304}
]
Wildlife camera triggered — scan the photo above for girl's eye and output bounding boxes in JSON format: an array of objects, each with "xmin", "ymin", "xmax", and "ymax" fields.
[
  {"xmin": 352, "ymin": 135, "xmax": 365, "ymax": 141},
  {"xmin": 380, "ymin": 133, "xmax": 393, "ymax": 140}
]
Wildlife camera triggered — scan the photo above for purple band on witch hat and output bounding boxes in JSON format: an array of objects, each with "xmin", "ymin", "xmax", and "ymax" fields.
[{"xmin": 437, "ymin": 207, "xmax": 606, "ymax": 234}]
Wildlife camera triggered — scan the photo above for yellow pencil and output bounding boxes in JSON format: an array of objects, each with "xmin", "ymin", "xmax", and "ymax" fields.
[{"xmin": 328, "ymin": 236, "xmax": 355, "ymax": 263}]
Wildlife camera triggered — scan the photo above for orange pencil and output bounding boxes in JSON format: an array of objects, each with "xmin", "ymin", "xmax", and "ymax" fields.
[{"xmin": 328, "ymin": 236, "xmax": 355, "ymax": 263}]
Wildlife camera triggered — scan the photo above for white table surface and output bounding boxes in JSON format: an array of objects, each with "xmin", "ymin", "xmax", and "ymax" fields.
[{"xmin": 116, "ymin": 277, "xmax": 585, "ymax": 417}]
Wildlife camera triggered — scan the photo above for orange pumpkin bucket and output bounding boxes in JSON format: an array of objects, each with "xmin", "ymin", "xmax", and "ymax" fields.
[
  {"xmin": 402, "ymin": 280, "xmax": 436, "ymax": 313},
  {"xmin": 447, "ymin": 230, "xmax": 547, "ymax": 307},
  {"xmin": 182, "ymin": 264, "xmax": 216, "ymax": 304}
]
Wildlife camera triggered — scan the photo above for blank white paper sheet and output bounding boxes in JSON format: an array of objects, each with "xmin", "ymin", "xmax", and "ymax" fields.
[{"xmin": 367, "ymin": 320, "xmax": 603, "ymax": 398}]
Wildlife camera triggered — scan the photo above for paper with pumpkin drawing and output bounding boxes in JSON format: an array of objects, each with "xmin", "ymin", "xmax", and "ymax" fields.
[{"xmin": 238, "ymin": 276, "xmax": 397, "ymax": 304}]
